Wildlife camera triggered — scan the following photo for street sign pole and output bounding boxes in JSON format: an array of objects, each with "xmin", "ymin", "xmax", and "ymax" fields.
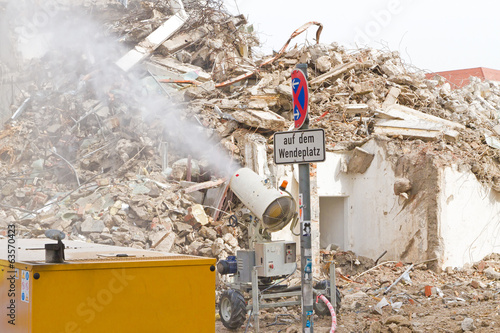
[{"xmin": 295, "ymin": 63, "xmax": 314, "ymax": 333}]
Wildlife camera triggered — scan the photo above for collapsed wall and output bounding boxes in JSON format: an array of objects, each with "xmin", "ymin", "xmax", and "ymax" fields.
[{"xmin": 315, "ymin": 138, "xmax": 440, "ymax": 267}]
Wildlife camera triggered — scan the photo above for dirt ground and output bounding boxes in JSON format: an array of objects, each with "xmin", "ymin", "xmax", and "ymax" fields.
[{"xmin": 215, "ymin": 257, "xmax": 500, "ymax": 332}]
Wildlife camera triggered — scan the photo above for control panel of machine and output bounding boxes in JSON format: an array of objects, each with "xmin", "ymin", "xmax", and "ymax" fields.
[
  {"xmin": 255, "ymin": 241, "xmax": 296, "ymax": 277},
  {"xmin": 285, "ymin": 242, "xmax": 296, "ymax": 263}
]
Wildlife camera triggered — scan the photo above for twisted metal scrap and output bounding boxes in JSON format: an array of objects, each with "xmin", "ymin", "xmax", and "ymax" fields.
[{"xmin": 215, "ymin": 21, "xmax": 323, "ymax": 88}]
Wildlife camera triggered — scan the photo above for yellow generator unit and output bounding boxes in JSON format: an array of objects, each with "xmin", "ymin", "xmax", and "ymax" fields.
[{"xmin": 0, "ymin": 236, "xmax": 216, "ymax": 333}]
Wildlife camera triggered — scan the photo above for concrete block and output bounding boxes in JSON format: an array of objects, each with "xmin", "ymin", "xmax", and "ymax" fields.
[
  {"xmin": 394, "ymin": 178, "xmax": 412, "ymax": 195},
  {"xmin": 345, "ymin": 104, "xmax": 370, "ymax": 116},
  {"xmin": 116, "ymin": 13, "xmax": 188, "ymax": 72},
  {"xmin": 80, "ymin": 217, "xmax": 105, "ymax": 233},
  {"xmin": 347, "ymin": 147, "xmax": 374, "ymax": 174},
  {"xmin": 315, "ymin": 55, "xmax": 331, "ymax": 73},
  {"xmin": 232, "ymin": 109, "xmax": 286, "ymax": 131}
]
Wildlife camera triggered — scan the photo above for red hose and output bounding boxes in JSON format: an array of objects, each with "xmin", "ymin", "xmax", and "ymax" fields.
[{"xmin": 316, "ymin": 294, "xmax": 337, "ymax": 333}]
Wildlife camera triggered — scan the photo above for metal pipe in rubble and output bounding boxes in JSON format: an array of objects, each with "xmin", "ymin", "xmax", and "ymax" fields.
[{"xmin": 315, "ymin": 294, "xmax": 337, "ymax": 333}]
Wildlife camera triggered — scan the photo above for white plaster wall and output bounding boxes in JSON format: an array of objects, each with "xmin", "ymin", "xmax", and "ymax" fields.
[
  {"xmin": 317, "ymin": 140, "xmax": 426, "ymax": 262},
  {"xmin": 319, "ymin": 196, "xmax": 347, "ymax": 249},
  {"xmin": 440, "ymin": 166, "xmax": 500, "ymax": 268}
]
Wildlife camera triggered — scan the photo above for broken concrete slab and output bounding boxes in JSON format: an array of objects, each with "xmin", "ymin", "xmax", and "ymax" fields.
[
  {"xmin": 310, "ymin": 62, "xmax": 357, "ymax": 87},
  {"xmin": 277, "ymin": 84, "xmax": 293, "ymax": 97},
  {"xmin": 380, "ymin": 59, "xmax": 405, "ymax": 77},
  {"xmin": 347, "ymin": 147, "xmax": 374, "ymax": 174},
  {"xmin": 352, "ymin": 81, "xmax": 374, "ymax": 95},
  {"xmin": 171, "ymin": 158, "xmax": 201, "ymax": 181},
  {"xmin": 383, "ymin": 104, "xmax": 465, "ymax": 130},
  {"xmin": 382, "ymin": 87, "xmax": 401, "ymax": 109},
  {"xmin": 174, "ymin": 222, "xmax": 193, "ymax": 237},
  {"xmin": 374, "ymin": 119, "xmax": 461, "ymax": 141},
  {"xmin": 150, "ymin": 56, "xmax": 211, "ymax": 81},
  {"xmin": 232, "ymin": 109, "xmax": 287, "ymax": 131},
  {"xmin": 344, "ymin": 104, "xmax": 370, "ymax": 116},
  {"xmin": 184, "ymin": 178, "xmax": 226, "ymax": 193},
  {"xmin": 493, "ymin": 125, "xmax": 500, "ymax": 136},
  {"xmin": 151, "ymin": 231, "xmax": 176, "ymax": 252},
  {"xmin": 310, "ymin": 61, "xmax": 373, "ymax": 87},
  {"xmin": 199, "ymin": 226, "xmax": 217, "ymax": 241},
  {"xmin": 374, "ymin": 104, "xmax": 464, "ymax": 141},
  {"xmin": 160, "ymin": 26, "xmax": 209, "ymax": 54},
  {"xmin": 80, "ymin": 217, "xmax": 105, "ymax": 233},
  {"xmin": 116, "ymin": 7, "xmax": 188, "ymax": 72},
  {"xmin": 248, "ymin": 95, "xmax": 280, "ymax": 109}
]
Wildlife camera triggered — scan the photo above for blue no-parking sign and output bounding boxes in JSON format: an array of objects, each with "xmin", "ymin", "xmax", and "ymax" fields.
[{"xmin": 291, "ymin": 69, "xmax": 309, "ymax": 129}]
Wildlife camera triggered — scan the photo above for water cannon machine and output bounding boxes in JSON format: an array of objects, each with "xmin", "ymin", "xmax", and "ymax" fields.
[{"xmin": 217, "ymin": 168, "xmax": 340, "ymax": 331}]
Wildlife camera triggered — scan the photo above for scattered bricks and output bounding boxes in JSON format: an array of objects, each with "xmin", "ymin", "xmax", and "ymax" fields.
[
  {"xmin": 77, "ymin": 205, "xmax": 86, "ymax": 217},
  {"xmin": 34, "ymin": 191, "xmax": 48, "ymax": 202},
  {"xmin": 424, "ymin": 285, "xmax": 433, "ymax": 297}
]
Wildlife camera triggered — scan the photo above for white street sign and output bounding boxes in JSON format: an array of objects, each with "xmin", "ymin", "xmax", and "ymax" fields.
[{"xmin": 274, "ymin": 129, "xmax": 325, "ymax": 164}]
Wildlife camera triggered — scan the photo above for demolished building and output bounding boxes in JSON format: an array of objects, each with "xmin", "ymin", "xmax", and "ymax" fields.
[{"xmin": 0, "ymin": 0, "xmax": 499, "ymax": 280}]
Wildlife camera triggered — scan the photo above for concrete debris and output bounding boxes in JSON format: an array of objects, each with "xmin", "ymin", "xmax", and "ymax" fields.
[
  {"xmin": 116, "ymin": 1, "xmax": 188, "ymax": 72},
  {"xmin": 394, "ymin": 178, "xmax": 412, "ymax": 196},
  {"xmin": 232, "ymin": 109, "xmax": 287, "ymax": 131},
  {"xmin": 2, "ymin": 2, "xmax": 500, "ymax": 331},
  {"xmin": 310, "ymin": 255, "xmax": 500, "ymax": 332},
  {"xmin": 461, "ymin": 317, "xmax": 476, "ymax": 332},
  {"xmin": 347, "ymin": 147, "xmax": 375, "ymax": 174}
]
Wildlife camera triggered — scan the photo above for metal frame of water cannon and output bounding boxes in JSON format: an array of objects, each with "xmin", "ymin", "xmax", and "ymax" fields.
[{"xmin": 216, "ymin": 168, "xmax": 306, "ymax": 332}]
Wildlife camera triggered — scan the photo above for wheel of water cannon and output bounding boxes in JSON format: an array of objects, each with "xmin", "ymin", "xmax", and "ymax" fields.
[
  {"xmin": 219, "ymin": 289, "xmax": 247, "ymax": 330},
  {"xmin": 313, "ymin": 280, "xmax": 342, "ymax": 317}
]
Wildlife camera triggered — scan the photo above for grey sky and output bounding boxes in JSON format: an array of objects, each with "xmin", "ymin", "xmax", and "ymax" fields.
[{"xmin": 224, "ymin": 0, "xmax": 500, "ymax": 72}]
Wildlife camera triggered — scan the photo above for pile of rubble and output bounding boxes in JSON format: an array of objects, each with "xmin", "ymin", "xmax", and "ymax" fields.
[
  {"xmin": 212, "ymin": 250, "xmax": 500, "ymax": 332},
  {"xmin": 216, "ymin": 253, "xmax": 500, "ymax": 332},
  {"xmin": 1, "ymin": 0, "xmax": 500, "ymax": 264},
  {"xmin": 326, "ymin": 251, "xmax": 500, "ymax": 332}
]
